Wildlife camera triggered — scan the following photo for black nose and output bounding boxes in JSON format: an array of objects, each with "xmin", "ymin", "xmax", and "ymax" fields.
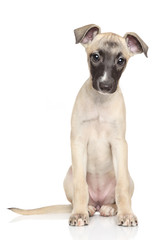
[{"xmin": 99, "ymin": 82, "xmax": 112, "ymax": 92}]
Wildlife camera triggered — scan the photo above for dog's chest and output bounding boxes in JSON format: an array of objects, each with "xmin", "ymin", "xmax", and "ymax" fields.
[
  {"xmin": 87, "ymin": 123, "xmax": 113, "ymax": 175},
  {"xmin": 84, "ymin": 98, "xmax": 112, "ymax": 123},
  {"xmin": 84, "ymin": 101, "xmax": 116, "ymax": 137},
  {"xmin": 82, "ymin": 93, "xmax": 125, "ymax": 141},
  {"xmin": 85, "ymin": 107, "xmax": 114, "ymax": 173},
  {"xmin": 86, "ymin": 105, "xmax": 116, "ymax": 205}
]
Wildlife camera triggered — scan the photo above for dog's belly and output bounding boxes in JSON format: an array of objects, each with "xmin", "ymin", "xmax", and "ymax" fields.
[
  {"xmin": 86, "ymin": 124, "xmax": 116, "ymax": 207},
  {"xmin": 87, "ymin": 172, "xmax": 116, "ymax": 208}
]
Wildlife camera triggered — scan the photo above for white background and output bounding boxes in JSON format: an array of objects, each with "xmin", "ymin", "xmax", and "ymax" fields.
[{"xmin": 0, "ymin": 0, "xmax": 159, "ymax": 239}]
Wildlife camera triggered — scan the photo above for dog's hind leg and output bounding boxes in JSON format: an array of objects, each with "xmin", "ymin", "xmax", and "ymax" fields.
[
  {"xmin": 64, "ymin": 167, "xmax": 96, "ymax": 226},
  {"xmin": 63, "ymin": 166, "xmax": 73, "ymax": 203}
]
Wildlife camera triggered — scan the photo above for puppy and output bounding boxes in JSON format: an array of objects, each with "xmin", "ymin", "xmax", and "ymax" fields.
[{"xmin": 9, "ymin": 24, "xmax": 148, "ymax": 227}]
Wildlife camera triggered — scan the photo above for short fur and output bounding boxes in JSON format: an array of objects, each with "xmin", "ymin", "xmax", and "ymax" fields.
[{"xmin": 9, "ymin": 24, "xmax": 148, "ymax": 227}]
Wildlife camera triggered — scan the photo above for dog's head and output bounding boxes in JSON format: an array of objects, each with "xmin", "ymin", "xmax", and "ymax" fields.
[{"xmin": 74, "ymin": 24, "xmax": 148, "ymax": 94}]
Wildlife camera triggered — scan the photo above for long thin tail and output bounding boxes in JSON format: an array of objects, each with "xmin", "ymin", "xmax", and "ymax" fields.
[{"xmin": 8, "ymin": 204, "xmax": 72, "ymax": 215}]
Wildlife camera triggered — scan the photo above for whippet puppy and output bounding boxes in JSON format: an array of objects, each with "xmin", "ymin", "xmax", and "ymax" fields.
[{"xmin": 9, "ymin": 24, "xmax": 148, "ymax": 227}]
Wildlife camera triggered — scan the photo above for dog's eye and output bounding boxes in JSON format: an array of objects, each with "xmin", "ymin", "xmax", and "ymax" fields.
[
  {"xmin": 91, "ymin": 53, "xmax": 100, "ymax": 63},
  {"xmin": 117, "ymin": 57, "xmax": 125, "ymax": 66}
]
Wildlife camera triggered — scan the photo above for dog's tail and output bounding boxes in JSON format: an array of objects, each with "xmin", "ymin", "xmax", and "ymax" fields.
[{"xmin": 8, "ymin": 204, "xmax": 72, "ymax": 215}]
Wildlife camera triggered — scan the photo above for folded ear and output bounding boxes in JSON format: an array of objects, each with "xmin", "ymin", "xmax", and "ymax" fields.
[
  {"xmin": 74, "ymin": 24, "xmax": 101, "ymax": 46},
  {"xmin": 124, "ymin": 32, "xmax": 148, "ymax": 57}
]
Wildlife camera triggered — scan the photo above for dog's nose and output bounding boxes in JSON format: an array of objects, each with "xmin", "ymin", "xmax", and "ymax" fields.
[{"xmin": 99, "ymin": 82, "xmax": 112, "ymax": 92}]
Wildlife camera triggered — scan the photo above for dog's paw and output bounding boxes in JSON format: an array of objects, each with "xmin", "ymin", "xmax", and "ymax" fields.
[
  {"xmin": 117, "ymin": 213, "xmax": 138, "ymax": 227},
  {"xmin": 100, "ymin": 204, "xmax": 117, "ymax": 217},
  {"xmin": 69, "ymin": 213, "xmax": 89, "ymax": 227},
  {"xmin": 88, "ymin": 205, "xmax": 96, "ymax": 217}
]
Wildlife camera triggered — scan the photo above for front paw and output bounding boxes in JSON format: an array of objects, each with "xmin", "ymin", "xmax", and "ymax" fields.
[
  {"xmin": 117, "ymin": 213, "xmax": 138, "ymax": 227},
  {"xmin": 69, "ymin": 213, "xmax": 89, "ymax": 227}
]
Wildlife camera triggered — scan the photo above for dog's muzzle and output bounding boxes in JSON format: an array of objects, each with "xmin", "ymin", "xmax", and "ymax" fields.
[
  {"xmin": 99, "ymin": 81, "xmax": 113, "ymax": 92},
  {"xmin": 97, "ymin": 79, "xmax": 117, "ymax": 94}
]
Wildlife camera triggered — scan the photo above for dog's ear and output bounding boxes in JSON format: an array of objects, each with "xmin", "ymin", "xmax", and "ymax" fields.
[
  {"xmin": 124, "ymin": 32, "xmax": 148, "ymax": 57},
  {"xmin": 74, "ymin": 24, "xmax": 101, "ymax": 46}
]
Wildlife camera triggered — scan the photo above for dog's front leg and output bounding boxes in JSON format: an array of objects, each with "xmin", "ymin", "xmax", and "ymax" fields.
[
  {"xmin": 69, "ymin": 139, "xmax": 89, "ymax": 227},
  {"xmin": 112, "ymin": 139, "xmax": 138, "ymax": 227}
]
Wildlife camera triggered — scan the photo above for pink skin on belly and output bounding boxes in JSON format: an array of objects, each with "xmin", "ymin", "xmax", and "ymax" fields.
[
  {"xmin": 66, "ymin": 167, "xmax": 116, "ymax": 210},
  {"xmin": 87, "ymin": 172, "xmax": 116, "ymax": 209}
]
